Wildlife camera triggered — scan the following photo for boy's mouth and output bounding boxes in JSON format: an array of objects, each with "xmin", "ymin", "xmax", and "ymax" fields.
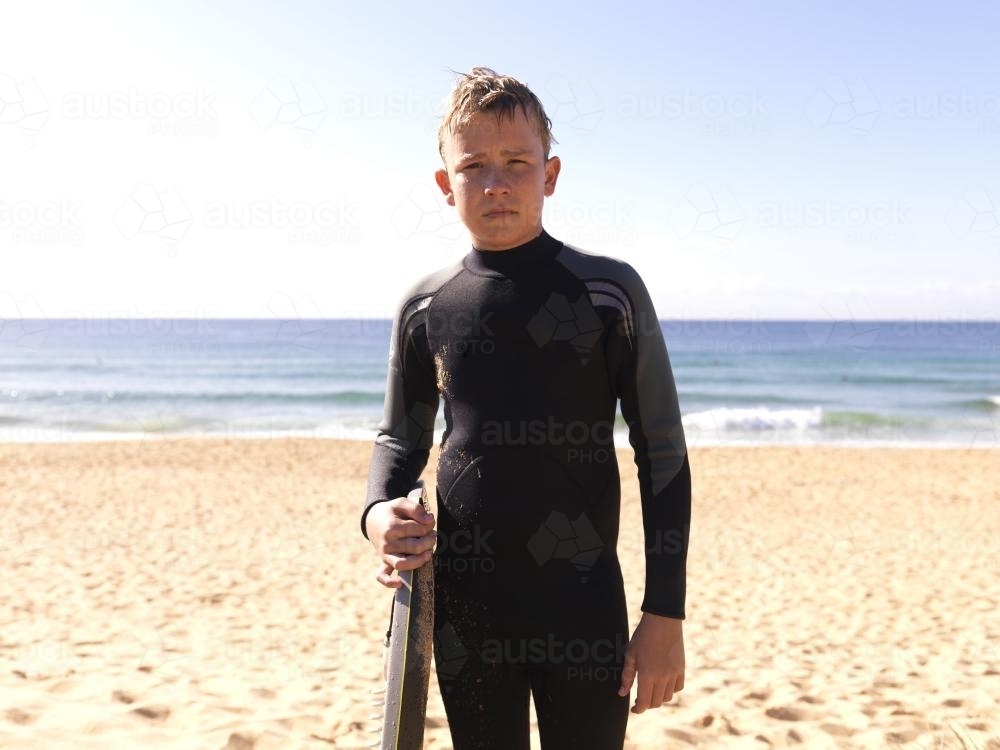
[{"xmin": 484, "ymin": 208, "xmax": 516, "ymax": 218}]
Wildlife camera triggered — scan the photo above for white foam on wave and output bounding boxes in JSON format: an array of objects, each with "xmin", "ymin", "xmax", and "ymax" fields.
[
  {"xmin": 685, "ymin": 405, "xmax": 824, "ymax": 433},
  {"xmin": 610, "ymin": 405, "xmax": 826, "ymax": 448},
  {"xmin": 0, "ymin": 414, "xmax": 990, "ymax": 451}
]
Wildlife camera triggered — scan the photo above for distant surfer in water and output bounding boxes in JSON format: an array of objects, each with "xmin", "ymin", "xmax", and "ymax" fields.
[{"xmin": 362, "ymin": 66, "xmax": 691, "ymax": 749}]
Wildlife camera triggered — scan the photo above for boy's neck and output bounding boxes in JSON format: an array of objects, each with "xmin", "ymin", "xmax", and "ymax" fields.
[
  {"xmin": 466, "ymin": 228, "xmax": 563, "ymax": 275},
  {"xmin": 472, "ymin": 227, "xmax": 546, "ymax": 252}
]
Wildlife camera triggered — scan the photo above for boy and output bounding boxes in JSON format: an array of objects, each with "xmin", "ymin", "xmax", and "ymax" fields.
[{"xmin": 361, "ymin": 67, "xmax": 691, "ymax": 749}]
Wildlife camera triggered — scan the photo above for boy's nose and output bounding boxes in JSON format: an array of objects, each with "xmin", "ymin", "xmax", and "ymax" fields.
[{"xmin": 483, "ymin": 172, "xmax": 511, "ymax": 196}]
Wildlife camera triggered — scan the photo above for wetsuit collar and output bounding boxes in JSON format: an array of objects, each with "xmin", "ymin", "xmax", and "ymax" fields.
[{"xmin": 464, "ymin": 229, "xmax": 563, "ymax": 275}]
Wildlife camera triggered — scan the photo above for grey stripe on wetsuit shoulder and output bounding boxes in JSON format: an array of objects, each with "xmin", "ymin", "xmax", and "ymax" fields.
[
  {"xmin": 556, "ymin": 244, "xmax": 687, "ymax": 494},
  {"xmin": 582, "ymin": 282, "xmax": 634, "ymax": 342},
  {"xmin": 376, "ymin": 259, "xmax": 465, "ymax": 455}
]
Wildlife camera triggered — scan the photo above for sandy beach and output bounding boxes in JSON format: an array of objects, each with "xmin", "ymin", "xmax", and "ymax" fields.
[{"xmin": 1, "ymin": 437, "xmax": 998, "ymax": 749}]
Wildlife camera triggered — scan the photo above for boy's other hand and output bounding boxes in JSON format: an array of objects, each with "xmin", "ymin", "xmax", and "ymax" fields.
[
  {"xmin": 618, "ymin": 613, "xmax": 685, "ymax": 713},
  {"xmin": 365, "ymin": 498, "xmax": 437, "ymax": 589}
]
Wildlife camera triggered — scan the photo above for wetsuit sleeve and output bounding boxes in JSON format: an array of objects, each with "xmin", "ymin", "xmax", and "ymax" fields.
[
  {"xmin": 610, "ymin": 263, "xmax": 691, "ymax": 619},
  {"xmin": 360, "ymin": 292, "xmax": 440, "ymax": 539}
]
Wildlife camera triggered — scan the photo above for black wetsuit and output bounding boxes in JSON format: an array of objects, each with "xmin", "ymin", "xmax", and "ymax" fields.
[{"xmin": 362, "ymin": 229, "xmax": 691, "ymax": 750}]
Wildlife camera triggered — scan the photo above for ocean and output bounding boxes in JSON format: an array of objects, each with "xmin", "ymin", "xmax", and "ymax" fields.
[{"xmin": 1, "ymin": 317, "xmax": 998, "ymax": 450}]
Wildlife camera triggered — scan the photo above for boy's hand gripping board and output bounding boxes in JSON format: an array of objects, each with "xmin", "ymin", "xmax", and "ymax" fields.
[{"xmin": 370, "ymin": 480, "xmax": 435, "ymax": 749}]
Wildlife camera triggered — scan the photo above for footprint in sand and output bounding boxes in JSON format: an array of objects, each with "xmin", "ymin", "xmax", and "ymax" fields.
[
  {"xmin": 112, "ymin": 689, "xmax": 136, "ymax": 705},
  {"xmin": 223, "ymin": 734, "xmax": 255, "ymax": 750},
  {"xmin": 4, "ymin": 708, "xmax": 35, "ymax": 725},
  {"xmin": 222, "ymin": 731, "xmax": 287, "ymax": 750},
  {"xmin": 818, "ymin": 723, "xmax": 854, "ymax": 737},
  {"xmin": 764, "ymin": 705, "xmax": 810, "ymax": 721},
  {"xmin": 130, "ymin": 704, "xmax": 170, "ymax": 721},
  {"xmin": 884, "ymin": 726, "xmax": 925, "ymax": 744}
]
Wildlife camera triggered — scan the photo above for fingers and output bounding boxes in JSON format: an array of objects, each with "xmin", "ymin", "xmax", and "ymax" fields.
[
  {"xmin": 393, "ymin": 498, "xmax": 435, "ymax": 525},
  {"xmin": 630, "ymin": 672, "xmax": 683, "ymax": 713},
  {"xmin": 366, "ymin": 497, "xmax": 434, "ymax": 541},
  {"xmin": 631, "ymin": 669, "xmax": 654, "ymax": 714},
  {"xmin": 618, "ymin": 649, "xmax": 637, "ymax": 698},
  {"xmin": 370, "ymin": 494, "xmax": 437, "ymax": 589},
  {"xmin": 375, "ymin": 562, "xmax": 401, "ymax": 589},
  {"xmin": 626, "ymin": 658, "xmax": 682, "ymax": 713},
  {"xmin": 384, "ymin": 524, "xmax": 437, "ymax": 554},
  {"xmin": 376, "ymin": 546, "xmax": 433, "ymax": 588},
  {"xmin": 651, "ymin": 678, "xmax": 670, "ymax": 707},
  {"xmin": 380, "ymin": 500, "xmax": 436, "ymax": 555},
  {"xmin": 385, "ymin": 518, "xmax": 437, "ymax": 541},
  {"xmin": 371, "ymin": 499, "xmax": 436, "ymax": 557},
  {"xmin": 385, "ymin": 549, "xmax": 434, "ymax": 572}
]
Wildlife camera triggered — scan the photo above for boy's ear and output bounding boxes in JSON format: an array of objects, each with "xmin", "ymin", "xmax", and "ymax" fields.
[
  {"xmin": 544, "ymin": 156, "xmax": 561, "ymax": 197},
  {"xmin": 435, "ymin": 168, "xmax": 455, "ymax": 207}
]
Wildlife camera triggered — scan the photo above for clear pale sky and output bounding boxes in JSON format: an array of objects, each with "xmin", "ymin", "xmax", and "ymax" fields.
[{"xmin": 2, "ymin": 0, "xmax": 999, "ymax": 322}]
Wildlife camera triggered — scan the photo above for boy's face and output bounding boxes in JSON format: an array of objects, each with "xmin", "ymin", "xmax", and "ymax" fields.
[{"xmin": 435, "ymin": 108, "xmax": 561, "ymax": 251}]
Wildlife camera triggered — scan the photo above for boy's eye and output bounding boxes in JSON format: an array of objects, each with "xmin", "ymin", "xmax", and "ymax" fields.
[{"xmin": 463, "ymin": 160, "xmax": 525, "ymax": 169}]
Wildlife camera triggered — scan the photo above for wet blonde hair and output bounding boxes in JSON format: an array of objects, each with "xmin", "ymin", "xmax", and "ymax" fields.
[{"xmin": 437, "ymin": 66, "xmax": 557, "ymax": 163}]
